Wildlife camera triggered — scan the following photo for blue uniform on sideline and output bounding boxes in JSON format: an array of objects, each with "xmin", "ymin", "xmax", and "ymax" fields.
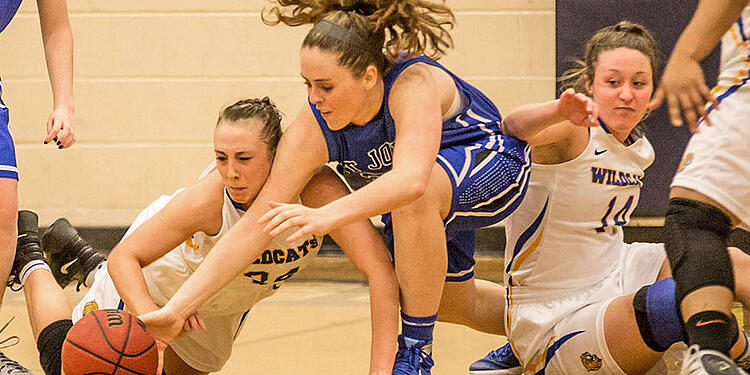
[{"xmin": 311, "ymin": 55, "xmax": 530, "ymax": 282}]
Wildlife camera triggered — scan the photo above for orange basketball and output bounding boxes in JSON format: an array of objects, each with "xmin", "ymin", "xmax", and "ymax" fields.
[{"xmin": 62, "ymin": 309, "xmax": 158, "ymax": 375}]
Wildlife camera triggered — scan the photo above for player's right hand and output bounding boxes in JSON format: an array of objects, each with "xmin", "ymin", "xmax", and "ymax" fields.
[
  {"xmin": 557, "ymin": 88, "xmax": 599, "ymax": 127},
  {"xmin": 649, "ymin": 51, "xmax": 719, "ymax": 133}
]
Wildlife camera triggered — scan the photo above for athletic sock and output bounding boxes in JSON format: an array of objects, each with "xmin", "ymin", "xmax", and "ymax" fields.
[
  {"xmin": 685, "ymin": 310, "xmax": 734, "ymax": 355},
  {"xmin": 83, "ymin": 262, "xmax": 103, "ymax": 288},
  {"xmin": 400, "ymin": 311, "xmax": 437, "ymax": 349},
  {"xmin": 19, "ymin": 261, "xmax": 51, "ymax": 287}
]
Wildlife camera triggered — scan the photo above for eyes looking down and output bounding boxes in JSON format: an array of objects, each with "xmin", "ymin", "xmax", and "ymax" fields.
[
  {"xmin": 589, "ymin": 47, "xmax": 654, "ymax": 140},
  {"xmin": 213, "ymin": 119, "xmax": 274, "ymax": 207},
  {"xmin": 300, "ymin": 46, "xmax": 380, "ymax": 130}
]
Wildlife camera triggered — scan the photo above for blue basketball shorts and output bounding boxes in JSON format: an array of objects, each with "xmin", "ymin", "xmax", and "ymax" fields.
[
  {"xmin": 383, "ymin": 134, "xmax": 531, "ymax": 282},
  {"xmin": 0, "ymin": 81, "xmax": 18, "ymax": 180}
]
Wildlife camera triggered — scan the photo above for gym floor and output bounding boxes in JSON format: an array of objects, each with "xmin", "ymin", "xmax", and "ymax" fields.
[{"xmin": 0, "ymin": 280, "xmax": 743, "ymax": 374}]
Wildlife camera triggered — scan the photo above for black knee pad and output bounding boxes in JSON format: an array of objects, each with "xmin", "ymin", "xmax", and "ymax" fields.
[
  {"xmin": 37, "ymin": 319, "xmax": 73, "ymax": 375},
  {"xmin": 664, "ymin": 198, "xmax": 734, "ymax": 303},
  {"xmin": 633, "ymin": 278, "xmax": 686, "ymax": 352}
]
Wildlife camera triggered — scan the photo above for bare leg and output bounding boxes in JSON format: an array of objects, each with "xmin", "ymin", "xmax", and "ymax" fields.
[
  {"xmin": 392, "ymin": 163, "xmax": 452, "ymax": 317},
  {"xmin": 163, "ymin": 347, "xmax": 207, "ymax": 375},
  {"xmin": 438, "ymin": 278, "xmax": 505, "ymax": 335},
  {"xmin": 604, "ymin": 247, "xmax": 750, "ymax": 375},
  {"xmin": 0, "ymin": 179, "xmax": 18, "ymax": 306},
  {"xmin": 21, "ymin": 269, "xmax": 71, "ymax": 341}
]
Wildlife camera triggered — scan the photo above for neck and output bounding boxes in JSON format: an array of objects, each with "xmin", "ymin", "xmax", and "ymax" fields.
[{"xmin": 351, "ymin": 79, "xmax": 385, "ymax": 125}]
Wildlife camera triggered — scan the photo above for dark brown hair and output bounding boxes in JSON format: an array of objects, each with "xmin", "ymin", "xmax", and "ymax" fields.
[
  {"xmin": 217, "ymin": 97, "xmax": 283, "ymax": 153},
  {"xmin": 262, "ymin": 0, "xmax": 455, "ymax": 77},
  {"xmin": 560, "ymin": 21, "xmax": 661, "ymax": 95}
]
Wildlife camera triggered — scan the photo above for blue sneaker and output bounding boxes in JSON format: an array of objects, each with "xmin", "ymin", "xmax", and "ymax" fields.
[
  {"xmin": 469, "ymin": 343, "xmax": 522, "ymax": 375},
  {"xmin": 393, "ymin": 335, "xmax": 434, "ymax": 375}
]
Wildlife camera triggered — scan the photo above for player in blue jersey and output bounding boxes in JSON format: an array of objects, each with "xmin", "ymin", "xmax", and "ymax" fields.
[
  {"xmin": 138, "ymin": 1, "xmax": 530, "ymax": 374},
  {"xmin": 468, "ymin": 21, "xmax": 750, "ymax": 375},
  {"xmin": 648, "ymin": 1, "xmax": 750, "ymax": 373},
  {"xmin": 1, "ymin": 0, "xmax": 74, "ymax": 373}
]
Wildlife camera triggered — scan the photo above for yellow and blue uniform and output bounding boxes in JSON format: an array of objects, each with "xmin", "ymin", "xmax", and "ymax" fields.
[
  {"xmin": 311, "ymin": 55, "xmax": 531, "ymax": 282},
  {"xmin": 0, "ymin": 0, "xmax": 23, "ymax": 180},
  {"xmin": 72, "ymin": 163, "xmax": 322, "ymax": 373},
  {"xmin": 672, "ymin": 1, "xmax": 750, "ymax": 231},
  {"xmin": 503, "ymin": 124, "xmax": 666, "ymax": 374}
]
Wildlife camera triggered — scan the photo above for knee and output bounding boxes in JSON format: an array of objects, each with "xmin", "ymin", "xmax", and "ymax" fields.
[
  {"xmin": 632, "ymin": 278, "xmax": 685, "ymax": 352},
  {"xmin": 38, "ymin": 319, "xmax": 73, "ymax": 375},
  {"xmin": 664, "ymin": 198, "xmax": 734, "ymax": 299}
]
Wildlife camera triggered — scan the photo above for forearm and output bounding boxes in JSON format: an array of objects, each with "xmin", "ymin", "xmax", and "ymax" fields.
[
  {"xmin": 502, "ymin": 99, "xmax": 564, "ymax": 141},
  {"xmin": 163, "ymin": 216, "xmax": 272, "ymax": 318},
  {"xmin": 107, "ymin": 247, "xmax": 159, "ymax": 316},
  {"xmin": 673, "ymin": 0, "xmax": 747, "ymax": 61},
  {"xmin": 38, "ymin": 3, "xmax": 73, "ymax": 108},
  {"xmin": 366, "ymin": 268, "xmax": 399, "ymax": 374},
  {"xmin": 325, "ymin": 169, "xmax": 428, "ymax": 227}
]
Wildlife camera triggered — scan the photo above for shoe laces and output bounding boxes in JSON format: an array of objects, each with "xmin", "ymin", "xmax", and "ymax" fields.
[
  {"xmin": 487, "ymin": 343, "xmax": 516, "ymax": 363},
  {"xmin": 394, "ymin": 344, "xmax": 434, "ymax": 375},
  {"xmin": 0, "ymin": 318, "xmax": 25, "ymax": 373}
]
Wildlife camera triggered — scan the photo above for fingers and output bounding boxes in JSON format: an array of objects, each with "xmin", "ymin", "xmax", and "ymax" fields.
[
  {"xmin": 44, "ymin": 116, "xmax": 62, "ymax": 144},
  {"xmin": 257, "ymin": 201, "xmax": 288, "ymax": 225},
  {"xmin": 155, "ymin": 341, "xmax": 165, "ymax": 375},
  {"xmin": 666, "ymin": 93, "xmax": 683, "ymax": 127},
  {"xmin": 285, "ymin": 226, "xmax": 311, "ymax": 243},
  {"xmin": 648, "ymin": 88, "xmax": 664, "ymax": 111},
  {"xmin": 260, "ymin": 205, "xmax": 301, "ymax": 234},
  {"xmin": 44, "ymin": 115, "xmax": 76, "ymax": 148},
  {"xmin": 587, "ymin": 101, "xmax": 599, "ymax": 127}
]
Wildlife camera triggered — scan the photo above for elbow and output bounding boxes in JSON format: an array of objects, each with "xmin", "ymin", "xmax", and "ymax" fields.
[
  {"xmin": 405, "ymin": 179, "xmax": 428, "ymax": 201},
  {"xmin": 501, "ymin": 118, "xmax": 528, "ymax": 141}
]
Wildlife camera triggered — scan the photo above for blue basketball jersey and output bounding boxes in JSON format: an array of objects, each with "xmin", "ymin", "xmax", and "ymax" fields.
[
  {"xmin": 0, "ymin": 0, "xmax": 22, "ymax": 34},
  {"xmin": 309, "ymin": 55, "xmax": 531, "ymax": 282},
  {"xmin": 310, "ymin": 55, "xmax": 520, "ymax": 190}
]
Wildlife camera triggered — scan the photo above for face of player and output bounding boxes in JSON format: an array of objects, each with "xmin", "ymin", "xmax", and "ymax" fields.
[
  {"xmin": 588, "ymin": 47, "xmax": 654, "ymax": 142},
  {"xmin": 300, "ymin": 46, "xmax": 380, "ymax": 130},
  {"xmin": 214, "ymin": 119, "xmax": 274, "ymax": 207}
]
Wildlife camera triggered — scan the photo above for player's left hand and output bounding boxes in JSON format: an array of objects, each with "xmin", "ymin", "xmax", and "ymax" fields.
[
  {"xmin": 138, "ymin": 308, "xmax": 185, "ymax": 375},
  {"xmin": 649, "ymin": 51, "xmax": 718, "ymax": 133},
  {"xmin": 258, "ymin": 201, "xmax": 336, "ymax": 242},
  {"xmin": 44, "ymin": 105, "xmax": 76, "ymax": 148}
]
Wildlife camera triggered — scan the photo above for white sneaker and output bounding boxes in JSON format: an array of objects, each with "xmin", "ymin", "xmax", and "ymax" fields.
[{"xmin": 681, "ymin": 345, "xmax": 748, "ymax": 375}]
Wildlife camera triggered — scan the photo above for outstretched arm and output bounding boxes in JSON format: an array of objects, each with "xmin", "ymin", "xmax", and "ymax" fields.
[
  {"xmin": 502, "ymin": 88, "xmax": 599, "ymax": 147},
  {"xmin": 107, "ymin": 173, "xmax": 224, "ymax": 318},
  {"xmin": 650, "ymin": 0, "xmax": 747, "ymax": 132},
  {"xmin": 140, "ymin": 106, "xmax": 328, "ymax": 343},
  {"xmin": 260, "ymin": 64, "xmax": 444, "ymax": 241},
  {"xmin": 37, "ymin": 0, "xmax": 75, "ymax": 147},
  {"xmin": 301, "ymin": 167, "xmax": 399, "ymax": 375}
]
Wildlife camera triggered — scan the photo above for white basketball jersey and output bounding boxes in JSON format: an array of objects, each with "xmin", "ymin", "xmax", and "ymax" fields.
[
  {"xmin": 716, "ymin": 2, "xmax": 750, "ymax": 92},
  {"xmin": 123, "ymin": 165, "xmax": 322, "ymax": 318},
  {"xmin": 503, "ymin": 125, "xmax": 655, "ymax": 291}
]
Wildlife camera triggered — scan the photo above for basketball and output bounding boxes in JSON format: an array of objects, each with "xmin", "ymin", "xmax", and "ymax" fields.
[{"xmin": 62, "ymin": 309, "xmax": 159, "ymax": 375}]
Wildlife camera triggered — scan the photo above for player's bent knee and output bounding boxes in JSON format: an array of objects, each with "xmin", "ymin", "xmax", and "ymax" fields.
[
  {"xmin": 37, "ymin": 319, "xmax": 73, "ymax": 375},
  {"xmin": 633, "ymin": 278, "xmax": 685, "ymax": 352},
  {"xmin": 664, "ymin": 198, "xmax": 734, "ymax": 301}
]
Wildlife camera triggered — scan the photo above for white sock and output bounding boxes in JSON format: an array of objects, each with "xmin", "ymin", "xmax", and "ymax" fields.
[
  {"xmin": 83, "ymin": 262, "xmax": 104, "ymax": 287},
  {"xmin": 19, "ymin": 261, "xmax": 51, "ymax": 287}
]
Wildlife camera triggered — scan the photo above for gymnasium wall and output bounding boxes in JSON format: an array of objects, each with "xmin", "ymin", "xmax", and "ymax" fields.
[{"xmin": 0, "ymin": 0, "xmax": 555, "ymax": 227}]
